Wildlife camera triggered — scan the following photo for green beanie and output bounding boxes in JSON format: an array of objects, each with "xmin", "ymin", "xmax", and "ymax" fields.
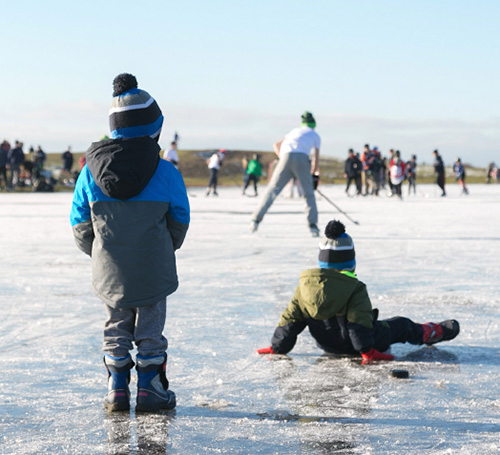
[{"xmin": 301, "ymin": 111, "xmax": 316, "ymax": 128}]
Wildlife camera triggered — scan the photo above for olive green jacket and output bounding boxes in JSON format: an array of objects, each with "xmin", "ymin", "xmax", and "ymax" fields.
[{"xmin": 271, "ymin": 268, "xmax": 375, "ymax": 354}]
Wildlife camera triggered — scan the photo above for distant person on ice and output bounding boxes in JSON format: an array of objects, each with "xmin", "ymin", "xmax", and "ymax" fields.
[
  {"xmin": 163, "ymin": 141, "xmax": 179, "ymax": 169},
  {"xmin": 251, "ymin": 111, "xmax": 320, "ymax": 237},
  {"xmin": 257, "ymin": 220, "xmax": 460, "ymax": 361},
  {"xmin": 486, "ymin": 162, "xmax": 495, "ymax": 184},
  {"xmin": 344, "ymin": 148, "xmax": 362, "ymax": 196},
  {"xmin": 205, "ymin": 149, "xmax": 226, "ymax": 196},
  {"xmin": 453, "ymin": 157, "xmax": 469, "ymax": 195},
  {"xmin": 8, "ymin": 140, "xmax": 25, "ymax": 189},
  {"xmin": 405, "ymin": 154, "xmax": 417, "ymax": 195},
  {"xmin": 433, "ymin": 149, "xmax": 446, "ymax": 196},
  {"xmin": 71, "ymin": 73, "xmax": 190, "ymax": 413},
  {"xmin": 242, "ymin": 153, "xmax": 262, "ymax": 196},
  {"xmin": 389, "ymin": 151, "xmax": 405, "ymax": 199},
  {"xmin": 61, "ymin": 146, "xmax": 74, "ymax": 173},
  {"xmin": 0, "ymin": 140, "xmax": 10, "ymax": 189}
]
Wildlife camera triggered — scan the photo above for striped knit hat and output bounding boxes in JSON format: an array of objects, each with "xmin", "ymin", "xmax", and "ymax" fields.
[
  {"xmin": 318, "ymin": 220, "xmax": 356, "ymax": 272},
  {"xmin": 109, "ymin": 73, "xmax": 163, "ymax": 140}
]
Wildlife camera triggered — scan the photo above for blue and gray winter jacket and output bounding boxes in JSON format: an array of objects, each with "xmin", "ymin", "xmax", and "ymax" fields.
[{"xmin": 70, "ymin": 136, "xmax": 190, "ymax": 309}]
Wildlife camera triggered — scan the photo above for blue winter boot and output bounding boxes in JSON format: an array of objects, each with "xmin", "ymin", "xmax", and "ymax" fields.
[
  {"xmin": 103, "ymin": 354, "xmax": 135, "ymax": 412},
  {"xmin": 135, "ymin": 354, "xmax": 176, "ymax": 413}
]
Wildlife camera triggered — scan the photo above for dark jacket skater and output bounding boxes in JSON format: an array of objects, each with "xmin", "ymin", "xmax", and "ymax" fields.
[
  {"xmin": 62, "ymin": 147, "xmax": 74, "ymax": 173},
  {"xmin": 344, "ymin": 149, "xmax": 362, "ymax": 195},
  {"xmin": 258, "ymin": 220, "xmax": 460, "ymax": 362},
  {"xmin": 405, "ymin": 155, "xmax": 417, "ymax": 195},
  {"xmin": 433, "ymin": 149, "xmax": 446, "ymax": 196}
]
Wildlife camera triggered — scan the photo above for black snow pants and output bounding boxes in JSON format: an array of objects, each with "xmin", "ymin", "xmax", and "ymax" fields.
[{"xmin": 373, "ymin": 317, "xmax": 423, "ymax": 352}]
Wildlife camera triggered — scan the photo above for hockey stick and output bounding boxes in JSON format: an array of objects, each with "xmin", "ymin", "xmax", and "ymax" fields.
[{"xmin": 315, "ymin": 188, "xmax": 360, "ymax": 225}]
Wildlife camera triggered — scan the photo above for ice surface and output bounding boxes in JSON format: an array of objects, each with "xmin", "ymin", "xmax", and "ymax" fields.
[{"xmin": 0, "ymin": 184, "xmax": 499, "ymax": 454}]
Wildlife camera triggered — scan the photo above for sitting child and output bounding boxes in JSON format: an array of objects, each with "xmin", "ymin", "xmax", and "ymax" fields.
[{"xmin": 257, "ymin": 220, "xmax": 459, "ymax": 362}]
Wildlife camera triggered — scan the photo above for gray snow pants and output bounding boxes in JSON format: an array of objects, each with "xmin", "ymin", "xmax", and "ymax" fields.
[
  {"xmin": 252, "ymin": 152, "xmax": 318, "ymax": 225},
  {"xmin": 102, "ymin": 299, "xmax": 168, "ymax": 357}
]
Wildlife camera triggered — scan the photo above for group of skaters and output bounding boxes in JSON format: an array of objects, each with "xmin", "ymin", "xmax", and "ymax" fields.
[
  {"xmin": 161, "ymin": 138, "xmax": 264, "ymax": 198},
  {"xmin": 344, "ymin": 146, "xmax": 470, "ymax": 198},
  {"xmin": 204, "ymin": 148, "xmax": 263, "ymax": 198},
  {"xmin": 344, "ymin": 146, "xmax": 416, "ymax": 199},
  {"xmin": 173, "ymin": 112, "xmax": 479, "ymax": 241},
  {"xmin": 4, "ymin": 126, "xmax": 488, "ymax": 202},
  {"xmin": 0, "ymin": 139, "xmax": 80, "ymax": 191},
  {"xmin": 161, "ymin": 142, "xmax": 229, "ymax": 197},
  {"xmin": 195, "ymin": 136, "xmax": 475, "ymax": 219},
  {"xmin": 0, "ymin": 140, "xmax": 49, "ymax": 190}
]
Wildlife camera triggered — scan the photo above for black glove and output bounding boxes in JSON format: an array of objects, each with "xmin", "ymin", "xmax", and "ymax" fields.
[{"xmin": 312, "ymin": 173, "xmax": 320, "ymax": 190}]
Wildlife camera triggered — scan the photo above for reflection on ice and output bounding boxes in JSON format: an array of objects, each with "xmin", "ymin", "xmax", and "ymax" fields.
[
  {"xmin": 401, "ymin": 345, "xmax": 460, "ymax": 364},
  {"xmin": 105, "ymin": 412, "xmax": 174, "ymax": 455}
]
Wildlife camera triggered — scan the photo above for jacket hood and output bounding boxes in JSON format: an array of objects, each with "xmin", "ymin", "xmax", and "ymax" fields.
[
  {"xmin": 86, "ymin": 136, "xmax": 160, "ymax": 200},
  {"xmin": 298, "ymin": 268, "xmax": 359, "ymax": 319}
]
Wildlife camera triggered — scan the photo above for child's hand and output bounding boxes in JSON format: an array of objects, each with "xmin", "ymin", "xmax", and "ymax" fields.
[
  {"xmin": 257, "ymin": 346, "xmax": 276, "ymax": 354},
  {"xmin": 361, "ymin": 348, "xmax": 394, "ymax": 364}
]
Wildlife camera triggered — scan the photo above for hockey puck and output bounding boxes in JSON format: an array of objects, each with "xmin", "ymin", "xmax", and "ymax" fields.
[{"xmin": 390, "ymin": 369, "xmax": 409, "ymax": 379}]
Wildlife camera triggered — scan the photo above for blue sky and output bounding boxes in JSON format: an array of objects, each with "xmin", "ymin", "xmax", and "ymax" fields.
[{"xmin": 2, "ymin": 0, "xmax": 499, "ymax": 166}]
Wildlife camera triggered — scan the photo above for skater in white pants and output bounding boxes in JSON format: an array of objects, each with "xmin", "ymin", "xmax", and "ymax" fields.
[{"xmin": 251, "ymin": 112, "xmax": 320, "ymax": 237}]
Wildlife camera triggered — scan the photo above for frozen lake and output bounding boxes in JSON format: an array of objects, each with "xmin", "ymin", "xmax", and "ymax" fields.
[{"xmin": 1, "ymin": 183, "xmax": 499, "ymax": 454}]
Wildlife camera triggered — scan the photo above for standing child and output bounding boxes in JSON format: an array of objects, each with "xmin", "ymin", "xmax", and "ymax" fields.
[
  {"xmin": 257, "ymin": 220, "xmax": 459, "ymax": 360},
  {"xmin": 71, "ymin": 73, "xmax": 190, "ymax": 413}
]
